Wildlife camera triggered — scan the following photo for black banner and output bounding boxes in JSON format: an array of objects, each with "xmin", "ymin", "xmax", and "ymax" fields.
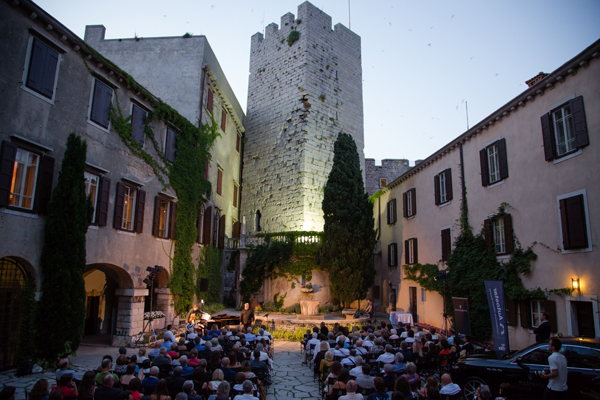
[
  {"xmin": 484, "ymin": 280, "xmax": 510, "ymax": 359},
  {"xmin": 452, "ymin": 297, "xmax": 471, "ymax": 336}
]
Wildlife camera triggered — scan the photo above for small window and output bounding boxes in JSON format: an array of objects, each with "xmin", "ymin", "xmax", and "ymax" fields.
[
  {"xmin": 84, "ymin": 171, "xmax": 100, "ymax": 224},
  {"xmin": 559, "ymin": 193, "xmax": 589, "ymax": 251},
  {"xmin": 435, "ymin": 169, "xmax": 453, "ymax": 205},
  {"xmin": 480, "ymin": 139, "xmax": 508, "ymax": 186},
  {"xmin": 236, "ymin": 135, "xmax": 241, "ymax": 153},
  {"xmin": 122, "ymin": 185, "xmax": 137, "ymax": 231},
  {"xmin": 388, "ymin": 243, "xmax": 398, "ymax": 267},
  {"xmin": 165, "ymin": 127, "xmax": 177, "ymax": 163},
  {"xmin": 493, "ymin": 218, "xmax": 505, "ymax": 254},
  {"xmin": 530, "ymin": 300, "xmax": 545, "ymax": 328},
  {"xmin": 233, "ymin": 183, "xmax": 239, "ymax": 208},
  {"xmin": 207, "ymin": 90, "xmax": 214, "ymax": 115},
  {"xmin": 441, "ymin": 228, "xmax": 452, "ymax": 261},
  {"xmin": 25, "ymin": 38, "xmax": 59, "ymax": 99},
  {"xmin": 90, "ymin": 79, "xmax": 113, "ymax": 129},
  {"xmin": 152, "ymin": 196, "xmax": 176, "ymax": 239},
  {"xmin": 380, "ymin": 178, "xmax": 387, "ymax": 188},
  {"xmin": 158, "ymin": 199, "xmax": 170, "ymax": 238},
  {"xmin": 541, "ymin": 96, "xmax": 589, "ymax": 161},
  {"xmin": 221, "ymin": 109, "xmax": 227, "ymax": 131},
  {"xmin": 9, "ymin": 148, "xmax": 40, "ymax": 210},
  {"xmin": 113, "ymin": 182, "xmax": 145, "ymax": 233},
  {"xmin": 405, "ymin": 238, "xmax": 418, "ymax": 265},
  {"xmin": 216, "ymin": 168, "xmax": 223, "ymax": 196},
  {"xmin": 484, "ymin": 214, "xmax": 513, "ymax": 255},
  {"xmin": 131, "ymin": 104, "xmax": 147, "ymax": 146},
  {"xmin": 387, "ymin": 198, "xmax": 397, "ymax": 224},
  {"xmin": 403, "ymin": 188, "xmax": 416, "ymax": 218},
  {"xmin": 255, "ymin": 210, "xmax": 262, "ymax": 232}
]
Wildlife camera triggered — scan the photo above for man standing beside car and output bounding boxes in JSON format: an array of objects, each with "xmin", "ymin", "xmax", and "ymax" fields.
[
  {"xmin": 541, "ymin": 338, "xmax": 568, "ymax": 400},
  {"xmin": 534, "ymin": 312, "xmax": 551, "ymax": 343}
]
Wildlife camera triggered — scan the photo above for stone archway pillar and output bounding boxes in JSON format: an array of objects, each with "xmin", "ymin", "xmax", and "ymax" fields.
[
  {"xmin": 155, "ymin": 287, "xmax": 175, "ymax": 327},
  {"xmin": 113, "ymin": 288, "xmax": 148, "ymax": 347}
]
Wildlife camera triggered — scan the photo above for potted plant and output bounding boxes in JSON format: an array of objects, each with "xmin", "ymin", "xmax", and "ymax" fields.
[{"xmin": 300, "ymin": 283, "xmax": 313, "ymax": 293}]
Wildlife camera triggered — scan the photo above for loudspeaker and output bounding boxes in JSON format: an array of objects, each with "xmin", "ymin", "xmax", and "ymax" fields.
[{"xmin": 199, "ymin": 278, "xmax": 209, "ymax": 292}]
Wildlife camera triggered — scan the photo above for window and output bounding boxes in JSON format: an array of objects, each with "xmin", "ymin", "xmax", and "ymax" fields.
[
  {"xmin": 131, "ymin": 104, "xmax": 147, "ymax": 146},
  {"xmin": 564, "ymin": 346, "xmax": 600, "ymax": 369},
  {"xmin": 216, "ymin": 168, "xmax": 223, "ymax": 196},
  {"xmin": 441, "ymin": 228, "xmax": 452, "ymax": 261},
  {"xmin": 152, "ymin": 196, "xmax": 176, "ymax": 239},
  {"xmin": 90, "ymin": 79, "xmax": 113, "ymax": 129},
  {"xmin": 558, "ymin": 192, "xmax": 590, "ymax": 251},
  {"xmin": 221, "ymin": 109, "xmax": 227, "ymax": 131},
  {"xmin": 531, "ymin": 300, "xmax": 545, "ymax": 328},
  {"xmin": 233, "ymin": 183, "xmax": 239, "ymax": 208},
  {"xmin": 84, "ymin": 171, "xmax": 100, "ymax": 224},
  {"xmin": 387, "ymin": 198, "xmax": 397, "ymax": 224},
  {"xmin": 480, "ymin": 139, "xmax": 508, "ymax": 186},
  {"xmin": 404, "ymin": 238, "xmax": 418, "ymax": 265},
  {"xmin": 388, "ymin": 243, "xmax": 398, "ymax": 267},
  {"xmin": 113, "ymin": 182, "xmax": 145, "ymax": 233},
  {"xmin": 207, "ymin": 90, "xmax": 214, "ymax": 115},
  {"xmin": 541, "ymin": 96, "xmax": 589, "ymax": 161},
  {"xmin": 165, "ymin": 127, "xmax": 177, "ymax": 163},
  {"xmin": 255, "ymin": 210, "xmax": 262, "ymax": 232},
  {"xmin": 521, "ymin": 347, "xmax": 551, "ymax": 365},
  {"xmin": 421, "ymin": 288, "xmax": 426, "ymax": 302},
  {"xmin": 403, "ymin": 188, "xmax": 416, "ymax": 218},
  {"xmin": 434, "ymin": 169, "xmax": 453, "ymax": 205},
  {"xmin": 236, "ymin": 135, "xmax": 241, "ymax": 153},
  {"xmin": 380, "ymin": 178, "xmax": 387, "ymax": 188},
  {"xmin": 520, "ymin": 299, "xmax": 556, "ymax": 331},
  {"xmin": 9, "ymin": 148, "xmax": 40, "ymax": 210},
  {"xmin": 25, "ymin": 37, "xmax": 59, "ymax": 99},
  {"xmin": 484, "ymin": 214, "xmax": 513, "ymax": 255},
  {"xmin": 202, "ymin": 206, "xmax": 212, "ymax": 245}
]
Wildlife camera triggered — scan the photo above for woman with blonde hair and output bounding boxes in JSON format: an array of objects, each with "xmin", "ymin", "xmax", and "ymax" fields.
[
  {"xmin": 202, "ymin": 369, "xmax": 225, "ymax": 392},
  {"xmin": 319, "ymin": 350, "xmax": 334, "ymax": 381},
  {"xmin": 412, "ymin": 340, "xmax": 424, "ymax": 358}
]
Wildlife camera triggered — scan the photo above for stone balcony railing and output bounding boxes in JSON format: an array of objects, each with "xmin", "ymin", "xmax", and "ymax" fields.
[{"xmin": 225, "ymin": 233, "xmax": 321, "ymax": 250}]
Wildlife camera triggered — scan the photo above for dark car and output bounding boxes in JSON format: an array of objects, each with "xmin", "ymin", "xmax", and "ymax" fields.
[{"xmin": 452, "ymin": 337, "xmax": 600, "ymax": 400}]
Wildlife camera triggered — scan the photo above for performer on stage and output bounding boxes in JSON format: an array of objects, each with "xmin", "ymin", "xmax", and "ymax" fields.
[
  {"xmin": 186, "ymin": 304, "xmax": 199, "ymax": 322},
  {"xmin": 240, "ymin": 303, "xmax": 255, "ymax": 330}
]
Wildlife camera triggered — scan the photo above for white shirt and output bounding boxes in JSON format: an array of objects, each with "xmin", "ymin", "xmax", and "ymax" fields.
[
  {"xmin": 404, "ymin": 337, "xmax": 415, "ymax": 343},
  {"xmin": 233, "ymin": 394, "xmax": 258, "ymax": 400},
  {"xmin": 355, "ymin": 347, "xmax": 368, "ymax": 356},
  {"xmin": 362, "ymin": 340, "xmax": 374, "ymax": 348},
  {"xmin": 548, "ymin": 352, "xmax": 568, "ymax": 391},
  {"xmin": 440, "ymin": 383, "xmax": 461, "ymax": 395},
  {"xmin": 307, "ymin": 337, "xmax": 321, "ymax": 350},
  {"xmin": 349, "ymin": 366, "xmax": 363, "ymax": 377},
  {"xmin": 339, "ymin": 393, "xmax": 364, "ymax": 400},
  {"xmin": 341, "ymin": 357, "xmax": 357, "ymax": 367},
  {"xmin": 256, "ymin": 335, "xmax": 270, "ymax": 342},
  {"xmin": 400, "ymin": 332, "xmax": 408, "ymax": 338},
  {"xmin": 376, "ymin": 352, "xmax": 395, "ymax": 364},
  {"xmin": 164, "ymin": 330, "xmax": 176, "ymax": 343},
  {"xmin": 245, "ymin": 333, "xmax": 257, "ymax": 342},
  {"xmin": 334, "ymin": 348, "xmax": 350, "ymax": 358}
]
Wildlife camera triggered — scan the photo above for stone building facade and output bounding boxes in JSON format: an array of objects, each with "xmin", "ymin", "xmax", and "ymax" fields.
[
  {"xmin": 241, "ymin": 1, "xmax": 364, "ymax": 233},
  {"xmin": 365, "ymin": 159, "xmax": 411, "ymax": 196},
  {"xmin": 373, "ymin": 39, "xmax": 600, "ymax": 349}
]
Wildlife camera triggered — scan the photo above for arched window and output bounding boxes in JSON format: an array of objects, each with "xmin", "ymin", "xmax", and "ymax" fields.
[{"xmin": 255, "ymin": 210, "xmax": 262, "ymax": 232}]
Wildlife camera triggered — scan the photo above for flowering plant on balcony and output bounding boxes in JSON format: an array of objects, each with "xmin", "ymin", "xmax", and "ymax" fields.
[
  {"xmin": 144, "ymin": 311, "xmax": 165, "ymax": 320},
  {"xmin": 301, "ymin": 283, "xmax": 313, "ymax": 289}
]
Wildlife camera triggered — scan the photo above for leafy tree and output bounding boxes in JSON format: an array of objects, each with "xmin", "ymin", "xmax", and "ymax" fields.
[
  {"xmin": 36, "ymin": 133, "xmax": 93, "ymax": 361},
  {"xmin": 319, "ymin": 132, "xmax": 376, "ymax": 307}
]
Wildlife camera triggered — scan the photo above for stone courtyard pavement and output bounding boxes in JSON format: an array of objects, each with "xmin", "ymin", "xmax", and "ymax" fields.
[{"xmin": 0, "ymin": 341, "xmax": 320, "ymax": 400}]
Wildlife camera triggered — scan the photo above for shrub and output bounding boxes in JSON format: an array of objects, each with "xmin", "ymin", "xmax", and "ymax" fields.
[
  {"xmin": 283, "ymin": 303, "xmax": 301, "ymax": 314},
  {"xmin": 202, "ymin": 302, "xmax": 226, "ymax": 314},
  {"xmin": 287, "ymin": 30, "xmax": 300, "ymax": 46}
]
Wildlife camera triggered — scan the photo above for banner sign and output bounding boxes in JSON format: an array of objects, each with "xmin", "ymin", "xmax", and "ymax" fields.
[
  {"xmin": 484, "ymin": 280, "xmax": 510, "ymax": 359},
  {"xmin": 452, "ymin": 297, "xmax": 471, "ymax": 336}
]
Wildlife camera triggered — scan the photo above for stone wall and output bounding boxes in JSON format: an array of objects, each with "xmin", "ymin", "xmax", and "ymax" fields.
[
  {"xmin": 241, "ymin": 1, "xmax": 364, "ymax": 233},
  {"xmin": 365, "ymin": 159, "xmax": 411, "ymax": 196}
]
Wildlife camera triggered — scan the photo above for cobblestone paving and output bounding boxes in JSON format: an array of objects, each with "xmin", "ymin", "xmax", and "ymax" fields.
[{"xmin": 267, "ymin": 341, "xmax": 320, "ymax": 400}]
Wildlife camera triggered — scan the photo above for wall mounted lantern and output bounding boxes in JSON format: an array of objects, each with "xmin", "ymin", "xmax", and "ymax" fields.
[{"xmin": 572, "ymin": 278, "xmax": 580, "ymax": 293}]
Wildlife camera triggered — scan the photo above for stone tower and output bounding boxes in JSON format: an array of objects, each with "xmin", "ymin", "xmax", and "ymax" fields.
[{"xmin": 242, "ymin": 1, "xmax": 364, "ymax": 233}]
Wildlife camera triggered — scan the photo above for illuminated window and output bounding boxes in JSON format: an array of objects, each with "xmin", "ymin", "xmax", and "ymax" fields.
[
  {"xmin": 121, "ymin": 185, "xmax": 136, "ymax": 231},
  {"xmin": 84, "ymin": 171, "xmax": 100, "ymax": 223},
  {"xmin": 10, "ymin": 149, "xmax": 39, "ymax": 210},
  {"xmin": 158, "ymin": 199, "xmax": 170, "ymax": 238}
]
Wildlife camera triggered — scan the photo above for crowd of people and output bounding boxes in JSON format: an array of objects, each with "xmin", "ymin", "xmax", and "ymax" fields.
[
  {"xmin": 0, "ymin": 320, "xmax": 274, "ymax": 400},
  {"xmin": 301, "ymin": 320, "xmax": 515, "ymax": 400}
]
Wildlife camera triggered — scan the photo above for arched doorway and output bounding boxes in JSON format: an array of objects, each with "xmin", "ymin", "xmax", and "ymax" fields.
[
  {"xmin": 144, "ymin": 267, "xmax": 170, "ymax": 330},
  {"xmin": 0, "ymin": 257, "xmax": 34, "ymax": 370}
]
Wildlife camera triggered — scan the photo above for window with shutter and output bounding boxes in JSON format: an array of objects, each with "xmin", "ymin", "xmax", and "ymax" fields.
[
  {"xmin": 441, "ymin": 228, "xmax": 451, "ymax": 261},
  {"xmin": 153, "ymin": 196, "xmax": 170, "ymax": 238},
  {"xmin": 559, "ymin": 193, "xmax": 589, "ymax": 251},
  {"xmin": 483, "ymin": 214, "xmax": 513, "ymax": 255},
  {"xmin": 96, "ymin": 177, "xmax": 111, "ymax": 227},
  {"xmin": 131, "ymin": 104, "xmax": 147, "ymax": 145},
  {"xmin": 387, "ymin": 199, "xmax": 397, "ymax": 224},
  {"xmin": 403, "ymin": 188, "xmax": 416, "ymax": 218},
  {"xmin": 530, "ymin": 299, "xmax": 545, "ymax": 328},
  {"xmin": 233, "ymin": 184, "xmax": 238, "ymax": 208},
  {"xmin": 90, "ymin": 79, "xmax": 113, "ymax": 129},
  {"xmin": 165, "ymin": 127, "xmax": 177, "ymax": 163},
  {"xmin": 34, "ymin": 155, "xmax": 55, "ymax": 215},
  {"xmin": 84, "ymin": 172, "xmax": 100, "ymax": 224},
  {"xmin": 406, "ymin": 238, "xmax": 417, "ymax": 264},
  {"xmin": 120, "ymin": 185, "xmax": 136, "ymax": 231},
  {"xmin": 541, "ymin": 96, "xmax": 589, "ymax": 161},
  {"xmin": 135, "ymin": 190, "xmax": 146, "ymax": 233},
  {"xmin": 113, "ymin": 182, "xmax": 125, "ymax": 230},
  {"xmin": 8, "ymin": 148, "xmax": 40, "ymax": 210},
  {"xmin": 207, "ymin": 90, "xmax": 214, "ymax": 114},
  {"xmin": 217, "ymin": 168, "xmax": 223, "ymax": 196},
  {"xmin": 221, "ymin": 109, "xmax": 227, "ymax": 132},
  {"xmin": 388, "ymin": 243, "xmax": 397, "ymax": 267},
  {"xmin": 445, "ymin": 169, "xmax": 453, "ymax": 202},
  {"xmin": 25, "ymin": 38, "xmax": 59, "ymax": 99},
  {"xmin": 435, "ymin": 169, "xmax": 452, "ymax": 205},
  {"xmin": 202, "ymin": 206, "xmax": 212, "ymax": 245}
]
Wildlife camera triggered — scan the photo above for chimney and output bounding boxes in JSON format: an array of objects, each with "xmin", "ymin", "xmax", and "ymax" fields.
[{"xmin": 525, "ymin": 72, "xmax": 548, "ymax": 88}]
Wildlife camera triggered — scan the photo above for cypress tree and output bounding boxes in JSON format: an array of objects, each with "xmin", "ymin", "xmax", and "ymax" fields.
[
  {"xmin": 320, "ymin": 132, "xmax": 377, "ymax": 307},
  {"xmin": 36, "ymin": 133, "xmax": 93, "ymax": 361}
]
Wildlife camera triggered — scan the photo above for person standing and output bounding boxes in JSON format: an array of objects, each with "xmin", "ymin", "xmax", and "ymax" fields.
[
  {"xmin": 365, "ymin": 299, "xmax": 374, "ymax": 320},
  {"xmin": 541, "ymin": 338, "xmax": 568, "ymax": 400},
  {"xmin": 240, "ymin": 303, "xmax": 254, "ymax": 330},
  {"xmin": 534, "ymin": 312, "xmax": 551, "ymax": 343}
]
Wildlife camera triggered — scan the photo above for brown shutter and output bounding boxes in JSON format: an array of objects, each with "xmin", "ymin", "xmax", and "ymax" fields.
[
  {"xmin": 131, "ymin": 104, "xmax": 146, "ymax": 145},
  {"xmin": 134, "ymin": 189, "xmax": 146, "ymax": 233},
  {"xmin": 484, "ymin": 219, "xmax": 492, "ymax": 251},
  {"xmin": 221, "ymin": 109, "xmax": 227, "ymax": 131},
  {"xmin": 0, "ymin": 141, "xmax": 18, "ymax": 207},
  {"xmin": 569, "ymin": 96, "xmax": 589, "ymax": 148},
  {"xmin": 441, "ymin": 229, "xmax": 451, "ymax": 261},
  {"xmin": 96, "ymin": 177, "xmax": 110, "ymax": 226},
  {"xmin": 506, "ymin": 298, "xmax": 517, "ymax": 327},
  {"xmin": 236, "ymin": 135, "xmax": 241, "ymax": 152},
  {"xmin": 497, "ymin": 139, "xmax": 509, "ymax": 180},
  {"xmin": 479, "ymin": 148, "xmax": 489, "ymax": 186},
  {"xmin": 35, "ymin": 155, "xmax": 55, "ymax": 215},
  {"xmin": 196, "ymin": 205, "xmax": 205, "ymax": 243},
  {"xmin": 233, "ymin": 184, "xmax": 238, "ymax": 208},
  {"xmin": 232, "ymin": 221, "xmax": 241, "ymax": 238},
  {"xmin": 217, "ymin": 169, "xmax": 223, "ymax": 195},
  {"xmin": 202, "ymin": 206, "xmax": 212, "ymax": 245},
  {"xmin": 503, "ymin": 214, "xmax": 513, "ymax": 254},
  {"xmin": 218, "ymin": 214, "xmax": 226, "ymax": 249},
  {"xmin": 411, "ymin": 188, "xmax": 417, "ymax": 216},
  {"xmin": 434, "ymin": 174, "xmax": 440, "ymax": 205},
  {"xmin": 207, "ymin": 90, "xmax": 213, "ymax": 114},
  {"xmin": 520, "ymin": 301, "xmax": 531, "ymax": 328},
  {"xmin": 391, "ymin": 199, "xmax": 397, "ymax": 224},
  {"xmin": 445, "ymin": 169, "xmax": 453, "ymax": 202},
  {"xmin": 152, "ymin": 196, "xmax": 161, "ymax": 237},
  {"xmin": 404, "ymin": 240, "xmax": 409, "ymax": 265},
  {"xmin": 113, "ymin": 182, "xmax": 125, "ymax": 229},
  {"xmin": 560, "ymin": 195, "xmax": 588, "ymax": 249},
  {"xmin": 169, "ymin": 202, "xmax": 177, "ymax": 239},
  {"xmin": 540, "ymin": 113, "xmax": 556, "ymax": 161},
  {"xmin": 544, "ymin": 300, "xmax": 558, "ymax": 333},
  {"xmin": 402, "ymin": 191, "xmax": 408, "ymax": 218},
  {"xmin": 392, "ymin": 243, "xmax": 397, "ymax": 266},
  {"xmin": 413, "ymin": 238, "xmax": 418, "ymax": 264},
  {"xmin": 387, "ymin": 200, "xmax": 391, "ymax": 224}
]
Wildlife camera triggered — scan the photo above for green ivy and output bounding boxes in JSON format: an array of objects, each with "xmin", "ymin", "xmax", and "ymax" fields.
[{"xmin": 196, "ymin": 245, "xmax": 223, "ymax": 304}]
